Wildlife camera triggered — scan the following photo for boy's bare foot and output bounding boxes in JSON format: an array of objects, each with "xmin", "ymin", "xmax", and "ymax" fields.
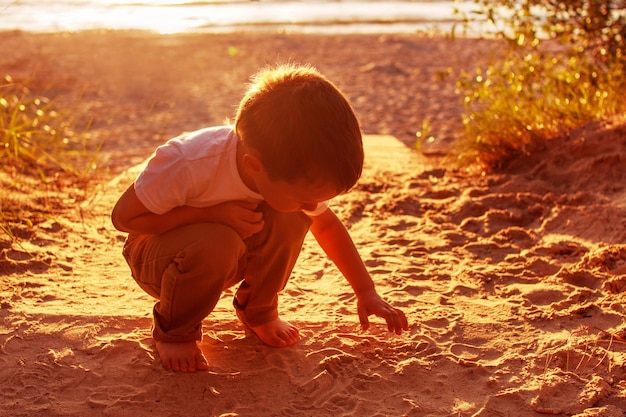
[
  {"xmin": 248, "ymin": 318, "xmax": 300, "ymax": 348},
  {"xmin": 154, "ymin": 340, "xmax": 209, "ymax": 372}
]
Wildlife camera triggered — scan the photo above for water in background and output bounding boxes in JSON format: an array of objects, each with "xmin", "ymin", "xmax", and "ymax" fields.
[{"xmin": 0, "ymin": 0, "xmax": 480, "ymax": 34}]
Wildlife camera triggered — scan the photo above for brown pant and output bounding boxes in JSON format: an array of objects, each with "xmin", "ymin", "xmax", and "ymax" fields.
[{"xmin": 122, "ymin": 203, "xmax": 312, "ymax": 343}]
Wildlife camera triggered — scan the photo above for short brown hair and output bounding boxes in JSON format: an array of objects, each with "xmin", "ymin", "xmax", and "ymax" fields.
[{"xmin": 235, "ymin": 63, "xmax": 363, "ymax": 192}]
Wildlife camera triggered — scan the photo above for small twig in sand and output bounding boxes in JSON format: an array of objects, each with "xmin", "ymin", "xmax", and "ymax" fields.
[{"xmin": 536, "ymin": 407, "xmax": 561, "ymax": 415}]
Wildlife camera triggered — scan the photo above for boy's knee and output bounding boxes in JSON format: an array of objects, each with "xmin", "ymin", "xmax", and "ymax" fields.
[{"xmin": 176, "ymin": 223, "xmax": 245, "ymax": 272}]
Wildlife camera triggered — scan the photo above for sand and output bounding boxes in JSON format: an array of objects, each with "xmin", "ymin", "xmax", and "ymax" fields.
[{"xmin": 1, "ymin": 30, "xmax": 625, "ymax": 417}]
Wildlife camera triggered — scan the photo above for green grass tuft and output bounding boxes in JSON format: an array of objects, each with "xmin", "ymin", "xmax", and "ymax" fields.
[{"xmin": 1, "ymin": 75, "xmax": 100, "ymax": 179}]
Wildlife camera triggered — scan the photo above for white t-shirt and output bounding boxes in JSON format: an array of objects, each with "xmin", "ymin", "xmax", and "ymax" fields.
[{"xmin": 134, "ymin": 126, "xmax": 328, "ymax": 216}]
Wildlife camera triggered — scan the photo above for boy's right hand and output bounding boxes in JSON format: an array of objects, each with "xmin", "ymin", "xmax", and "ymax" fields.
[
  {"xmin": 208, "ymin": 201, "xmax": 264, "ymax": 240},
  {"xmin": 111, "ymin": 184, "xmax": 263, "ymax": 237}
]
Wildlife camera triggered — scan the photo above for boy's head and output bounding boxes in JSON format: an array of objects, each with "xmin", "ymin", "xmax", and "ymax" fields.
[{"xmin": 234, "ymin": 63, "xmax": 363, "ymax": 194}]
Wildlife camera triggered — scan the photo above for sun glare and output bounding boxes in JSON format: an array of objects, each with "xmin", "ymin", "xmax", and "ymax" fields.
[{"xmin": 1, "ymin": 1, "xmax": 476, "ymax": 35}]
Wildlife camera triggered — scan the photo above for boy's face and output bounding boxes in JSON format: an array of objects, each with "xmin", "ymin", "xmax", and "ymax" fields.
[
  {"xmin": 254, "ymin": 173, "xmax": 340, "ymax": 213},
  {"xmin": 238, "ymin": 143, "xmax": 341, "ymax": 213}
]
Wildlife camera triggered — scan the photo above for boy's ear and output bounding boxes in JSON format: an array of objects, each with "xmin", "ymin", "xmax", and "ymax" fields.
[{"xmin": 242, "ymin": 152, "xmax": 265, "ymax": 176}]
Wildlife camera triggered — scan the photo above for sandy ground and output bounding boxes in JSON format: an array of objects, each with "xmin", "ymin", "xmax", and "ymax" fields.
[{"xmin": 1, "ymin": 31, "xmax": 626, "ymax": 417}]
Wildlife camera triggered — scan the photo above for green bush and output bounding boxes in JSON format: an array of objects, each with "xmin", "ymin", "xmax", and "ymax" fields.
[
  {"xmin": 454, "ymin": 0, "xmax": 626, "ymax": 170},
  {"xmin": 1, "ymin": 75, "xmax": 99, "ymax": 243}
]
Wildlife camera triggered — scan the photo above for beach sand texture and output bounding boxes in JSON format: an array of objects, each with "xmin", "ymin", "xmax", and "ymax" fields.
[{"xmin": 1, "ymin": 31, "xmax": 625, "ymax": 417}]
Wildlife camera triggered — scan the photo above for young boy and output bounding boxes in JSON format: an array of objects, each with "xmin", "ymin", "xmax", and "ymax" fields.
[{"xmin": 111, "ymin": 63, "xmax": 408, "ymax": 373}]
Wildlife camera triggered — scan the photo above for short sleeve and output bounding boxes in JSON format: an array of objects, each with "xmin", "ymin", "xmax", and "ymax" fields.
[
  {"xmin": 134, "ymin": 144, "xmax": 192, "ymax": 215},
  {"xmin": 303, "ymin": 200, "xmax": 330, "ymax": 217}
]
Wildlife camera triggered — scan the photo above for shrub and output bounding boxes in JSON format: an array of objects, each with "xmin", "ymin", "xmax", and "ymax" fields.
[
  {"xmin": 454, "ymin": 0, "xmax": 626, "ymax": 170},
  {"xmin": 1, "ymin": 75, "xmax": 99, "ymax": 243}
]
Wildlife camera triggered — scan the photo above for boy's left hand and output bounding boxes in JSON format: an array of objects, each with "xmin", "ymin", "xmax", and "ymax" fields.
[{"xmin": 356, "ymin": 289, "xmax": 408, "ymax": 335}]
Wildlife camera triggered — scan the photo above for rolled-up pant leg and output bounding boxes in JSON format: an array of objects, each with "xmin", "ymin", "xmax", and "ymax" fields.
[
  {"xmin": 235, "ymin": 203, "xmax": 313, "ymax": 327},
  {"xmin": 123, "ymin": 223, "xmax": 245, "ymax": 343}
]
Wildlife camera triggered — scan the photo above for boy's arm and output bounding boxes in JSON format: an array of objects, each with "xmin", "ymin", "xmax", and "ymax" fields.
[
  {"xmin": 309, "ymin": 208, "xmax": 408, "ymax": 335},
  {"xmin": 111, "ymin": 184, "xmax": 264, "ymax": 238}
]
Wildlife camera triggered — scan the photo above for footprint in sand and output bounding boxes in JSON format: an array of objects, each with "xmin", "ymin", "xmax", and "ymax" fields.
[
  {"xmin": 291, "ymin": 349, "xmax": 364, "ymax": 413},
  {"xmin": 449, "ymin": 343, "xmax": 503, "ymax": 366},
  {"xmin": 581, "ymin": 245, "xmax": 626, "ymax": 272},
  {"xmin": 85, "ymin": 385, "xmax": 149, "ymax": 410},
  {"xmin": 450, "ymin": 343, "xmax": 482, "ymax": 362},
  {"xmin": 556, "ymin": 268, "xmax": 601, "ymax": 289}
]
